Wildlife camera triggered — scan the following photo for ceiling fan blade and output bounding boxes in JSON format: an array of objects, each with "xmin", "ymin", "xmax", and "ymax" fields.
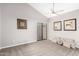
[
  {"xmin": 55, "ymin": 10, "xmax": 64, "ymax": 13},
  {"xmin": 51, "ymin": 12, "xmax": 61, "ymax": 16},
  {"xmin": 53, "ymin": 13, "xmax": 59, "ymax": 15}
]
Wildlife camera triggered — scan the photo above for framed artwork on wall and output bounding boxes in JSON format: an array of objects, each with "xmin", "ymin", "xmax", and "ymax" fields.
[
  {"xmin": 53, "ymin": 21, "xmax": 62, "ymax": 31},
  {"xmin": 17, "ymin": 18, "xmax": 27, "ymax": 29},
  {"xmin": 64, "ymin": 18, "xmax": 76, "ymax": 31}
]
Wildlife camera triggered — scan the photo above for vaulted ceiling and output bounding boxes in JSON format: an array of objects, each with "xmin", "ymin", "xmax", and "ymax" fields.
[{"xmin": 29, "ymin": 3, "xmax": 79, "ymax": 18}]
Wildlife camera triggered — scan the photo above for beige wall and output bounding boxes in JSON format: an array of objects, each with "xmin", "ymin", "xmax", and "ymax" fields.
[
  {"xmin": 48, "ymin": 9, "xmax": 79, "ymax": 48},
  {"xmin": 1, "ymin": 3, "xmax": 47, "ymax": 49}
]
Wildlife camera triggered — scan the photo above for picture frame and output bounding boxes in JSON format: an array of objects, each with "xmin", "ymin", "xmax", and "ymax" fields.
[
  {"xmin": 17, "ymin": 18, "xmax": 27, "ymax": 29},
  {"xmin": 53, "ymin": 21, "xmax": 62, "ymax": 31},
  {"xmin": 64, "ymin": 18, "xmax": 76, "ymax": 31}
]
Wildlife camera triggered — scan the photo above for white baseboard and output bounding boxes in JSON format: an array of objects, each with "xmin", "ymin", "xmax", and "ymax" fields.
[{"xmin": 0, "ymin": 40, "xmax": 37, "ymax": 50}]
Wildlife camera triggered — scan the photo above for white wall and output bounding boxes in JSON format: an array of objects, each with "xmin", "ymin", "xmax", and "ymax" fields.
[
  {"xmin": 1, "ymin": 3, "xmax": 47, "ymax": 49},
  {"xmin": 48, "ymin": 9, "xmax": 79, "ymax": 48}
]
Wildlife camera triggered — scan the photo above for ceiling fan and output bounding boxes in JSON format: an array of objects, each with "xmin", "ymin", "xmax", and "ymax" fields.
[{"xmin": 50, "ymin": 2, "xmax": 64, "ymax": 16}]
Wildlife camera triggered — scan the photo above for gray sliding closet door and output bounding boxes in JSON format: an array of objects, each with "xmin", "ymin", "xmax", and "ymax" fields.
[
  {"xmin": 43, "ymin": 23, "xmax": 47, "ymax": 40},
  {"xmin": 37, "ymin": 23, "xmax": 43, "ymax": 41},
  {"xmin": 37, "ymin": 23, "xmax": 47, "ymax": 41}
]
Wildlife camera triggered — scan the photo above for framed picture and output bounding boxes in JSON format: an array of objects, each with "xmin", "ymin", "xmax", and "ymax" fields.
[
  {"xmin": 64, "ymin": 18, "xmax": 76, "ymax": 31},
  {"xmin": 17, "ymin": 18, "xmax": 27, "ymax": 29},
  {"xmin": 53, "ymin": 21, "xmax": 62, "ymax": 31}
]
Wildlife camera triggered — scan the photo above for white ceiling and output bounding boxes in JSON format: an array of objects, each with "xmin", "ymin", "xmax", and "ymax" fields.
[{"xmin": 29, "ymin": 3, "xmax": 79, "ymax": 18}]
